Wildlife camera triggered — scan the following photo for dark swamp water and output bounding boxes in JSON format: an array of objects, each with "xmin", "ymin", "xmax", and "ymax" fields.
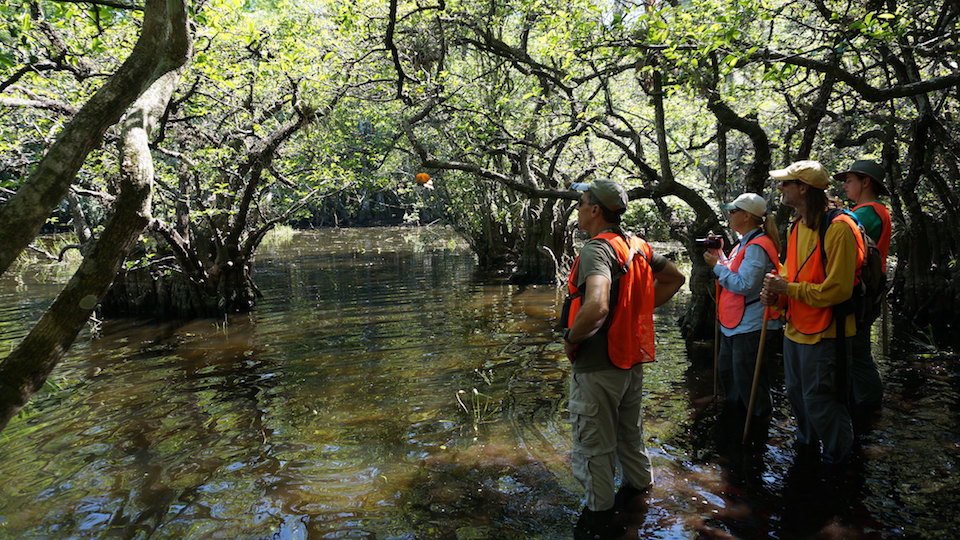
[{"xmin": 0, "ymin": 227, "xmax": 958, "ymax": 539}]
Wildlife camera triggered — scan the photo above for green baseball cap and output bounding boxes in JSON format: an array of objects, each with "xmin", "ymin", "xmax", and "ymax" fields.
[
  {"xmin": 833, "ymin": 159, "xmax": 889, "ymax": 196},
  {"xmin": 570, "ymin": 178, "xmax": 629, "ymax": 212}
]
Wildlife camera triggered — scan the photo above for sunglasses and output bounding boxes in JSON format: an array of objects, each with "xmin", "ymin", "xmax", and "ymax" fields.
[{"xmin": 779, "ymin": 179, "xmax": 802, "ymax": 187}]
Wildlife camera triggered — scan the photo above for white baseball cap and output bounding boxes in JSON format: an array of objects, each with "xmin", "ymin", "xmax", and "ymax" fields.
[{"xmin": 721, "ymin": 192, "xmax": 767, "ymax": 218}]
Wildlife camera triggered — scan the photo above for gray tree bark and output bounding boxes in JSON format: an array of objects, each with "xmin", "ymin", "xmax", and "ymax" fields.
[
  {"xmin": 0, "ymin": 0, "xmax": 190, "ymax": 276},
  {"xmin": 0, "ymin": 0, "xmax": 190, "ymax": 430}
]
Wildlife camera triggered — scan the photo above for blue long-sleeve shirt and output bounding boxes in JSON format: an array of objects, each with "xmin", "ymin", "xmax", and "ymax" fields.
[{"xmin": 714, "ymin": 229, "xmax": 782, "ymax": 337}]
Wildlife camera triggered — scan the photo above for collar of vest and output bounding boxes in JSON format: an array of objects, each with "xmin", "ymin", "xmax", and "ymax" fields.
[{"xmin": 739, "ymin": 228, "xmax": 762, "ymax": 245}]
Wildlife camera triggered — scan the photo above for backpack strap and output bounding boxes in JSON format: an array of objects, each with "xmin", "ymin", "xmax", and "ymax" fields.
[
  {"xmin": 620, "ymin": 233, "xmax": 649, "ymax": 273},
  {"xmin": 817, "ymin": 208, "xmax": 864, "ymax": 263},
  {"xmin": 817, "ymin": 208, "xmax": 840, "ymax": 264}
]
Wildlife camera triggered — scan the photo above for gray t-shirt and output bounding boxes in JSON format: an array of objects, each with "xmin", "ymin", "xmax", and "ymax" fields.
[{"xmin": 572, "ymin": 231, "xmax": 667, "ymax": 372}]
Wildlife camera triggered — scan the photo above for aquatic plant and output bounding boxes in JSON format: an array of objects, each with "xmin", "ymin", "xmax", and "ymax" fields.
[
  {"xmin": 456, "ymin": 386, "xmax": 500, "ymax": 435},
  {"xmin": 261, "ymin": 225, "xmax": 297, "ymax": 249}
]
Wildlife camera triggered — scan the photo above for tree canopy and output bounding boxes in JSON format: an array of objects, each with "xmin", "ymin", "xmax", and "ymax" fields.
[{"xmin": 0, "ymin": 0, "xmax": 959, "ymax": 422}]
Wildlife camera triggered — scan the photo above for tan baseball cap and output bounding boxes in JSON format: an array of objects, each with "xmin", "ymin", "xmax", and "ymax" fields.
[{"xmin": 769, "ymin": 160, "xmax": 830, "ymax": 190}]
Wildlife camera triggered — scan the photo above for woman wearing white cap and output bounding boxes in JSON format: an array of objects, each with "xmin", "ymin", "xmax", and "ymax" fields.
[{"xmin": 703, "ymin": 193, "xmax": 782, "ymax": 418}]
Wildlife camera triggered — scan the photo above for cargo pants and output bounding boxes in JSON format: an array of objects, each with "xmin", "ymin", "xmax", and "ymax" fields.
[{"xmin": 569, "ymin": 364, "xmax": 652, "ymax": 511}]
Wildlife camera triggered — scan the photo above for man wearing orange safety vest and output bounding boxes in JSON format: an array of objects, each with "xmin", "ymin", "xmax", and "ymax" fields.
[
  {"xmin": 762, "ymin": 161, "xmax": 862, "ymax": 468},
  {"xmin": 837, "ymin": 159, "xmax": 891, "ymax": 416},
  {"xmin": 561, "ymin": 178, "xmax": 685, "ymax": 537}
]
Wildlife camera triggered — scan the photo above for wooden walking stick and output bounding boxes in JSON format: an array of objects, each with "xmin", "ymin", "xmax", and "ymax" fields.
[
  {"xmin": 743, "ymin": 308, "xmax": 772, "ymax": 444},
  {"xmin": 713, "ymin": 281, "xmax": 721, "ymax": 399}
]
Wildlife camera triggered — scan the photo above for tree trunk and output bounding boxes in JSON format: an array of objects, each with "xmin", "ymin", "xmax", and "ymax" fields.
[
  {"xmin": 510, "ymin": 198, "xmax": 565, "ymax": 284},
  {"xmin": 0, "ymin": 0, "xmax": 191, "ymax": 276},
  {"xmin": 890, "ymin": 113, "xmax": 960, "ymax": 346},
  {"xmin": 0, "ymin": 46, "xmax": 190, "ymax": 428},
  {"xmin": 101, "ymin": 266, "xmax": 218, "ymax": 318},
  {"xmin": 66, "ymin": 191, "xmax": 92, "ymax": 248},
  {"xmin": 101, "ymin": 231, "xmax": 259, "ymax": 318},
  {"xmin": 680, "ymin": 246, "xmax": 718, "ymax": 361}
]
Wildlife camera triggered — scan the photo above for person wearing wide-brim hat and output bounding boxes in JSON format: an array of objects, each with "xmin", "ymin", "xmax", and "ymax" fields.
[
  {"xmin": 834, "ymin": 159, "xmax": 891, "ymax": 265},
  {"xmin": 835, "ymin": 159, "xmax": 890, "ymax": 417},
  {"xmin": 703, "ymin": 193, "xmax": 782, "ymax": 421},
  {"xmin": 761, "ymin": 160, "xmax": 860, "ymax": 468}
]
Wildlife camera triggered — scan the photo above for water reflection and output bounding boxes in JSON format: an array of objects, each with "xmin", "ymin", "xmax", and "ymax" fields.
[{"xmin": 0, "ymin": 227, "xmax": 957, "ymax": 538}]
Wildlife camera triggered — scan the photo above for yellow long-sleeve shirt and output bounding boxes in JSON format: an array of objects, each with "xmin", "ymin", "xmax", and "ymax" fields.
[{"xmin": 782, "ymin": 219, "xmax": 858, "ymax": 344}]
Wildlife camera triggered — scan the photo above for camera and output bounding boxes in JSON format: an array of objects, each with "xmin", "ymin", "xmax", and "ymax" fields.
[{"xmin": 695, "ymin": 234, "xmax": 723, "ymax": 250}]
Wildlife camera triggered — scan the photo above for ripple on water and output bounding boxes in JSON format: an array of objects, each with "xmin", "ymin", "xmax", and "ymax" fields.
[{"xmin": 2, "ymin": 229, "xmax": 960, "ymax": 538}]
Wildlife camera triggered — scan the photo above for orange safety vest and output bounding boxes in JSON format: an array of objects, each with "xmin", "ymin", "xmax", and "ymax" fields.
[
  {"xmin": 718, "ymin": 232, "xmax": 781, "ymax": 329},
  {"xmin": 853, "ymin": 201, "xmax": 891, "ymax": 271},
  {"xmin": 785, "ymin": 213, "xmax": 864, "ymax": 335},
  {"xmin": 564, "ymin": 232, "xmax": 656, "ymax": 369}
]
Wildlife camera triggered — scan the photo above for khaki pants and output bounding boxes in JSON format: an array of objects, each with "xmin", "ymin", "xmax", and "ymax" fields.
[{"xmin": 569, "ymin": 365, "xmax": 652, "ymax": 511}]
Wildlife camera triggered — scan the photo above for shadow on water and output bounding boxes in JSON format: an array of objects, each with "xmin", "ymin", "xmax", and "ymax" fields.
[{"xmin": 0, "ymin": 227, "xmax": 958, "ymax": 538}]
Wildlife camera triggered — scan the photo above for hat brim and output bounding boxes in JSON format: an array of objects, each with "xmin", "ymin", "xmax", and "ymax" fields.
[
  {"xmin": 722, "ymin": 201, "xmax": 765, "ymax": 217},
  {"xmin": 570, "ymin": 182, "xmax": 590, "ymax": 192},
  {"xmin": 769, "ymin": 168, "xmax": 795, "ymax": 181},
  {"xmin": 832, "ymin": 170, "xmax": 890, "ymax": 197},
  {"xmin": 831, "ymin": 170, "xmax": 851, "ymax": 182}
]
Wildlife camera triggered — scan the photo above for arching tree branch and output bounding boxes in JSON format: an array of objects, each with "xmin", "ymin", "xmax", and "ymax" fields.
[{"xmin": 0, "ymin": 0, "xmax": 191, "ymax": 276}]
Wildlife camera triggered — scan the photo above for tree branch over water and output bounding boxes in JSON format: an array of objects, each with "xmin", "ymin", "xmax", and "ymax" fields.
[
  {"xmin": 0, "ymin": 0, "xmax": 191, "ymax": 277},
  {"xmin": 0, "ymin": 0, "xmax": 191, "ymax": 431}
]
